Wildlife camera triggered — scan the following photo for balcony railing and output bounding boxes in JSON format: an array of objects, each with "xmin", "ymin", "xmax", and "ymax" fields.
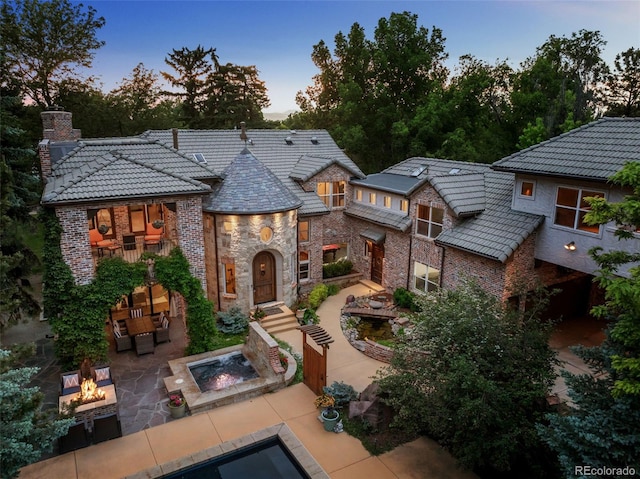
[{"xmin": 92, "ymin": 237, "xmax": 176, "ymax": 266}]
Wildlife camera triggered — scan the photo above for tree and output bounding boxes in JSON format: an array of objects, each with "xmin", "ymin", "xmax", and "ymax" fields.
[
  {"xmin": 0, "ymin": 346, "xmax": 74, "ymax": 479},
  {"xmin": 539, "ymin": 162, "xmax": 640, "ymax": 476},
  {"xmin": 108, "ymin": 63, "xmax": 178, "ymax": 135},
  {"xmin": 604, "ymin": 47, "xmax": 640, "ymax": 117},
  {"xmin": 378, "ymin": 282, "xmax": 557, "ymax": 476},
  {"xmin": 204, "ymin": 63, "xmax": 270, "ymax": 128},
  {"xmin": 161, "ymin": 45, "xmax": 218, "ymax": 128},
  {"xmin": 295, "ymin": 12, "xmax": 448, "ymax": 172},
  {"xmin": 1, "ymin": 0, "xmax": 105, "ymax": 107},
  {"xmin": 0, "ymin": 87, "xmax": 41, "ymax": 329}
]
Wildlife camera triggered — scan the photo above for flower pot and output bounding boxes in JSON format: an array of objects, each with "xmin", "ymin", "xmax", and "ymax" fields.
[
  {"xmin": 168, "ymin": 402, "xmax": 186, "ymax": 419},
  {"xmin": 321, "ymin": 409, "xmax": 340, "ymax": 432}
]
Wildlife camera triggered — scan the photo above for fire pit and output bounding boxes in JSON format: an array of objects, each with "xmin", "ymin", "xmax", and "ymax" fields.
[{"xmin": 59, "ymin": 382, "xmax": 117, "ymax": 423}]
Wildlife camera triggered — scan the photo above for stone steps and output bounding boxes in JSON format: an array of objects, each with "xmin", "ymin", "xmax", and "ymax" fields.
[{"xmin": 258, "ymin": 304, "xmax": 299, "ymax": 335}]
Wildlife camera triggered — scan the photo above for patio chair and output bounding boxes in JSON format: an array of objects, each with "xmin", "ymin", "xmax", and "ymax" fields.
[
  {"xmin": 58, "ymin": 419, "xmax": 90, "ymax": 454},
  {"xmin": 135, "ymin": 332, "xmax": 154, "ymax": 355},
  {"xmin": 113, "ymin": 322, "xmax": 132, "ymax": 352},
  {"xmin": 92, "ymin": 413, "xmax": 122, "ymax": 443},
  {"xmin": 89, "ymin": 228, "xmax": 116, "ymax": 249},
  {"xmin": 60, "ymin": 371, "xmax": 82, "ymax": 396},
  {"xmin": 143, "ymin": 223, "xmax": 163, "ymax": 251},
  {"xmin": 155, "ymin": 313, "xmax": 170, "ymax": 344}
]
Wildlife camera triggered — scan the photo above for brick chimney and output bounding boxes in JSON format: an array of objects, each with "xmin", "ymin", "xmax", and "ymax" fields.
[{"xmin": 38, "ymin": 109, "xmax": 81, "ymax": 179}]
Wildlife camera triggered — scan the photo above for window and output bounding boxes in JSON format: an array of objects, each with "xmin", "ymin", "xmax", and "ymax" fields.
[
  {"xmin": 322, "ymin": 242, "xmax": 348, "ymax": 263},
  {"xmin": 383, "ymin": 196, "xmax": 391, "ymax": 208},
  {"xmin": 89, "ymin": 208, "xmax": 115, "ymax": 237},
  {"xmin": 260, "ymin": 226, "xmax": 273, "ymax": 243},
  {"xmin": 355, "ymin": 189, "xmax": 363, "ymax": 201},
  {"xmin": 414, "ymin": 262, "xmax": 440, "ymax": 292},
  {"xmin": 129, "ymin": 204, "xmax": 163, "ymax": 234},
  {"xmin": 400, "ymin": 200, "xmax": 408, "ymax": 213},
  {"xmin": 519, "ymin": 181, "xmax": 535, "ymax": 198},
  {"xmin": 317, "ymin": 181, "xmax": 345, "ymax": 208},
  {"xmin": 554, "ymin": 187, "xmax": 604, "ymax": 234},
  {"xmin": 369, "ymin": 192, "xmax": 376, "ymax": 205},
  {"xmin": 223, "ymin": 263, "xmax": 236, "ymax": 295},
  {"xmin": 416, "ymin": 204, "xmax": 444, "ymax": 238},
  {"xmin": 298, "ymin": 220, "xmax": 309, "ymax": 242},
  {"xmin": 299, "ymin": 251, "xmax": 310, "ymax": 281}
]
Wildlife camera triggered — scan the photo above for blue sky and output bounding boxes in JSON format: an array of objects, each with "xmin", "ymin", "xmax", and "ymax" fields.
[{"xmin": 86, "ymin": 1, "xmax": 639, "ymax": 113}]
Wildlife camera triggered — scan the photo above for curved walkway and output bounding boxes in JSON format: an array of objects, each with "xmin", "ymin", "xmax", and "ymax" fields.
[{"xmin": 18, "ymin": 283, "xmax": 478, "ymax": 479}]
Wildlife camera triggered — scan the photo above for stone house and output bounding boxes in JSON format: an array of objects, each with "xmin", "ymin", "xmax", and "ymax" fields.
[{"xmin": 39, "ymin": 110, "xmax": 639, "ymax": 319}]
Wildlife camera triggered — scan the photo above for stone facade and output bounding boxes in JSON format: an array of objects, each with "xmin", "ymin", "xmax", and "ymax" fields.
[{"xmin": 212, "ymin": 210, "xmax": 298, "ymax": 313}]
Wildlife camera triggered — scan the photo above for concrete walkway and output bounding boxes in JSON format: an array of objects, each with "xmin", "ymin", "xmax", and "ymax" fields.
[{"xmin": 17, "ymin": 283, "xmax": 478, "ymax": 479}]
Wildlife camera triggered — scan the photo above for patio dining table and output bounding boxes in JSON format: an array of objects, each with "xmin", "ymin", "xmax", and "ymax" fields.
[{"xmin": 125, "ymin": 316, "xmax": 156, "ymax": 337}]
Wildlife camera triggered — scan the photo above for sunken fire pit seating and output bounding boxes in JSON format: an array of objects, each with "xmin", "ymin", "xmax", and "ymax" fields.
[
  {"xmin": 60, "ymin": 367, "xmax": 114, "ymax": 396},
  {"xmin": 58, "ymin": 419, "xmax": 90, "ymax": 454}
]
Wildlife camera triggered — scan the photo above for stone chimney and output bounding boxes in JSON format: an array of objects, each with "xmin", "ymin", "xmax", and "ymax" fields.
[{"xmin": 38, "ymin": 108, "xmax": 81, "ymax": 179}]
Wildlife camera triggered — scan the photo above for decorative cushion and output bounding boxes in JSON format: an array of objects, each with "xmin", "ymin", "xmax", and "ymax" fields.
[
  {"xmin": 130, "ymin": 308, "xmax": 143, "ymax": 318},
  {"xmin": 113, "ymin": 328, "xmax": 122, "ymax": 339},
  {"xmin": 95, "ymin": 367, "xmax": 110, "ymax": 382},
  {"xmin": 63, "ymin": 374, "xmax": 80, "ymax": 389}
]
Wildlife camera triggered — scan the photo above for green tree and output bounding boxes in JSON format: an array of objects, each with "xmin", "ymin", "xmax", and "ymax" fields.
[
  {"xmin": 604, "ymin": 47, "xmax": 640, "ymax": 117},
  {"xmin": 161, "ymin": 45, "xmax": 218, "ymax": 128},
  {"xmin": 0, "ymin": 346, "xmax": 74, "ymax": 479},
  {"xmin": 108, "ymin": 63, "xmax": 178, "ymax": 135},
  {"xmin": 295, "ymin": 12, "xmax": 448, "ymax": 172},
  {"xmin": 0, "ymin": 89, "xmax": 41, "ymax": 329},
  {"xmin": 539, "ymin": 162, "xmax": 640, "ymax": 477},
  {"xmin": 378, "ymin": 282, "xmax": 557, "ymax": 475},
  {"xmin": 1, "ymin": 0, "xmax": 105, "ymax": 107}
]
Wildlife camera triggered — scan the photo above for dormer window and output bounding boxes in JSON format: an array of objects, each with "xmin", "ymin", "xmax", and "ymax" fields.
[
  {"xmin": 355, "ymin": 189, "xmax": 363, "ymax": 202},
  {"xmin": 369, "ymin": 192, "xmax": 377, "ymax": 205},
  {"xmin": 317, "ymin": 181, "xmax": 345, "ymax": 209},
  {"xmin": 519, "ymin": 180, "xmax": 535, "ymax": 199}
]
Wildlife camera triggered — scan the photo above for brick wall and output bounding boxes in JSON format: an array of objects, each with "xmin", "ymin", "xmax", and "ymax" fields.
[
  {"xmin": 176, "ymin": 197, "xmax": 207, "ymax": 290},
  {"xmin": 57, "ymin": 206, "xmax": 96, "ymax": 285},
  {"xmin": 299, "ymin": 164, "xmax": 355, "ymax": 292},
  {"xmin": 39, "ymin": 111, "xmax": 81, "ymax": 178},
  {"xmin": 243, "ymin": 322, "xmax": 285, "ymax": 375},
  {"xmin": 441, "ymin": 248, "xmax": 507, "ymax": 299}
]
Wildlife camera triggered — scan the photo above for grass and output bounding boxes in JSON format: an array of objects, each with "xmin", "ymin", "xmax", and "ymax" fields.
[{"xmin": 210, "ymin": 330, "xmax": 247, "ymax": 350}]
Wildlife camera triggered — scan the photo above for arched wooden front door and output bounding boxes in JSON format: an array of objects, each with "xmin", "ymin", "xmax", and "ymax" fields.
[{"xmin": 253, "ymin": 251, "xmax": 276, "ymax": 304}]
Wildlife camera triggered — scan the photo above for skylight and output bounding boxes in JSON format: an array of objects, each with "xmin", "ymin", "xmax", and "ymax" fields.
[
  {"xmin": 410, "ymin": 165, "xmax": 427, "ymax": 177},
  {"xmin": 193, "ymin": 153, "xmax": 207, "ymax": 164},
  {"xmin": 449, "ymin": 168, "xmax": 460, "ymax": 174}
]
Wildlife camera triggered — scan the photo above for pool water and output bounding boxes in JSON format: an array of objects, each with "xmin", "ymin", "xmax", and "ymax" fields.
[
  {"xmin": 189, "ymin": 352, "xmax": 259, "ymax": 392},
  {"xmin": 161, "ymin": 437, "xmax": 309, "ymax": 479}
]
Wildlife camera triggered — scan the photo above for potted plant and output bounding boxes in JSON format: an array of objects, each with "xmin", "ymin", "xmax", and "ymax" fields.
[
  {"xmin": 97, "ymin": 224, "xmax": 109, "ymax": 235},
  {"xmin": 315, "ymin": 393, "xmax": 340, "ymax": 431},
  {"xmin": 152, "ymin": 219, "xmax": 165, "ymax": 229},
  {"xmin": 167, "ymin": 393, "xmax": 186, "ymax": 419}
]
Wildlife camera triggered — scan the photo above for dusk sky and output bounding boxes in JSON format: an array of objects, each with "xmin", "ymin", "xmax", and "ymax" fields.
[{"xmin": 85, "ymin": 1, "xmax": 640, "ymax": 114}]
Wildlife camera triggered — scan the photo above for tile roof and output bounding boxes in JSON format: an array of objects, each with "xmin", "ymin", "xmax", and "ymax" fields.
[
  {"xmin": 429, "ymin": 173, "xmax": 485, "ymax": 217},
  {"xmin": 42, "ymin": 151, "xmax": 211, "ymax": 205},
  {"xmin": 203, "ymin": 148, "xmax": 302, "ymax": 214},
  {"xmin": 435, "ymin": 171, "xmax": 544, "ymax": 263},
  {"xmin": 492, "ymin": 117, "xmax": 640, "ymax": 180},
  {"xmin": 344, "ymin": 203, "xmax": 412, "ymax": 232},
  {"xmin": 357, "ymin": 156, "xmax": 542, "ymax": 262},
  {"xmin": 142, "ymin": 129, "xmax": 365, "ymax": 216}
]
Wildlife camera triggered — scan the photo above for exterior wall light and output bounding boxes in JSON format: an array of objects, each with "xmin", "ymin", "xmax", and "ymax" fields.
[{"xmin": 564, "ymin": 241, "xmax": 577, "ymax": 251}]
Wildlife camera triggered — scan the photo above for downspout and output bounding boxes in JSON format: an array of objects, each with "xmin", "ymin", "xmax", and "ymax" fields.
[
  {"xmin": 212, "ymin": 214, "xmax": 222, "ymax": 312},
  {"xmin": 405, "ymin": 197, "xmax": 413, "ymax": 291}
]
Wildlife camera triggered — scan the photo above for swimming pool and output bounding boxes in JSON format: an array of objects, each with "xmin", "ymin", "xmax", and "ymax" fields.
[{"xmin": 161, "ymin": 437, "xmax": 309, "ymax": 479}]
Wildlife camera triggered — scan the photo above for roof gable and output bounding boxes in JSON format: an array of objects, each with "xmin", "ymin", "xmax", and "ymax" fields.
[
  {"xmin": 42, "ymin": 151, "xmax": 211, "ymax": 204},
  {"xmin": 429, "ymin": 173, "xmax": 485, "ymax": 217}
]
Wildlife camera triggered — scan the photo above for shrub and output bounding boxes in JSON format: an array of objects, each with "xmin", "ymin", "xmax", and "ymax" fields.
[
  {"xmin": 303, "ymin": 308, "xmax": 319, "ymax": 325},
  {"xmin": 393, "ymin": 287, "xmax": 420, "ymax": 312},
  {"xmin": 323, "ymin": 381, "xmax": 358, "ymax": 407},
  {"xmin": 323, "ymin": 259, "xmax": 353, "ymax": 278},
  {"xmin": 326, "ymin": 283, "xmax": 340, "ymax": 296},
  {"xmin": 217, "ymin": 306, "xmax": 249, "ymax": 334},
  {"xmin": 308, "ymin": 283, "xmax": 329, "ymax": 309}
]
